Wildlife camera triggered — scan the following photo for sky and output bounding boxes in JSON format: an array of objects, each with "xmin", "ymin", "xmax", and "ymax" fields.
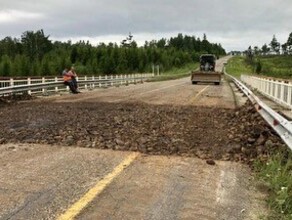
[{"xmin": 0, "ymin": 0, "xmax": 291, "ymax": 52}]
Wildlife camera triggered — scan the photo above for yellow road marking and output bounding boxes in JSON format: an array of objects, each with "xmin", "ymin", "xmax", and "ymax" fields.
[
  {"xmin": 57, "ymin": 152, "xmax": 140, "ymax": 220},
  {"xmin": 190, "ymin": 85, "xmax": 209, "ymax": 103}
]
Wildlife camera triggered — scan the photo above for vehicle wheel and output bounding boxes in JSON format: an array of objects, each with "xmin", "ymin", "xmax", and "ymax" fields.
[
  {"xmin": 192, "ymin": 81, "xmax": 197, "ymax": 85},
  {"xmin": 214, "ymin": 82, "xmax": 220, "ymax": 85}
]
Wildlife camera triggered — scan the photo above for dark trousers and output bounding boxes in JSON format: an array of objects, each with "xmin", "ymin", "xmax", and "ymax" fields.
[
  {"xmin": 72, "ymin": 77, "xmax": 78, "ymax": 90},
  {"xmin": 64, "ymin": 81, "xmax": 78, "ymax": 93}
]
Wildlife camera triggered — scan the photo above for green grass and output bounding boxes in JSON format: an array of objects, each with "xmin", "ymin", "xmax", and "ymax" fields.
[
  {"xmin": 225, "ymin": 56, "xmax": 253, "ymax": 78},
  {"xmin": 258, "ymin": 55, "xmax": 292, "ymax": 79},
  {"xmin": 226, "ymin": 55, "xmax": 292, "ymax": 79},
  {"xmin": 254, "ymin": 149, "xmax": 292, "ymax": 220},
  {"xmin": 147, "ymin": 62, "xmax": 199, "ymax": 82}
]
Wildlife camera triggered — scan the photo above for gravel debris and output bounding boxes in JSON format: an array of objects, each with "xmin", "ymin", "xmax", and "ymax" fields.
[{"xmin": 0, "ymin": 99, "xmax": 286, "ymax": 164}]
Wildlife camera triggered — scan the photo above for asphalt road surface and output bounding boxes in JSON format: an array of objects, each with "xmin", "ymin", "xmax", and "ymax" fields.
[{"xmin": 0, "ymin": 56, "xmax": 267, "ymax": 220}]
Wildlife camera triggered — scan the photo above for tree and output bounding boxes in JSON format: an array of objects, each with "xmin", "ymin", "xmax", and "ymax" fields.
[
  {"xmin": 157, "ymin": 38, "xmax": 166, "ymax": 48},
  {"xmin": 255, "ymin": 60, "xmax": 262, "ymax": 74},
  {"xmin": 282, "ymin": 43, "xmax": 288, "ymax": 55},
  {"xmin": 201, "ymin": 34, "xmax": 211, "ymax": 53},
  {"xmin": 21, "ymin": 29, "xmax": 52, "ymax": 62},
  {"xmin": 253, "ymin": 46, "xmax": 260, "ymax": 56},
  {"xmin": 261, "ymin": 44, "xmax": 270, "ymax": 55},
  {"xmin": 116, "ymin": 49, "xmax": 128, "ymax": 73},
  {"xmin": 0, "ymin": 37, "xmax": 20, "ymax": 58},
  {"xmin": 286, "ymin": 32, "xmax": 292, "ymax": 54},
  {"xmin": 246, "ymin": 46, "xmax": 253, "ymax": 61},
  {"xmin": 269, "ymin": 35, "xmax": 280, "ymax": 54},
  {"xmin": 0, "ymin": 31, "xmax": 227, "ymax": 76},
  {"xmin": 1, "ymin": 55, "xmax": 11, "ymax": 76},
  {"xmin": 12, "ymin": 54, "xmax": 23, "ymax": 75},
  {"xmin": 70, "ymin": 47, "xmax": 78, "ymax": 64},
  {"xmin": 41, "ymin": 56, "xmax": 51, "ymax": 75}
]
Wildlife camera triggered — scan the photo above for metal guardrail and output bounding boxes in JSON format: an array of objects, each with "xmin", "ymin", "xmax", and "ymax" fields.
[
  {"xmin": 225, "ymin": 72, "xmax": 292, "ymax": 151},
  {"xmin": 0, "ymin": 73, "xmax": 154, "ymax": 96},
  {"xmin": 241, "ymin": 75, "xmax": 292, "ymax": 110}
]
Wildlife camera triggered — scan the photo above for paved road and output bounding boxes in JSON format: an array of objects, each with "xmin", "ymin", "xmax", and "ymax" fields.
[{"xmin": 0, "ymin": 56, "xmax": 266, "ymax": 220}]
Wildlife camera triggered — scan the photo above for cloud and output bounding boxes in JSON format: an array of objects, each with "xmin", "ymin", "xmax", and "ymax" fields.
[
  {"xmin": 0, "ymin": 9, "xmax": 44, "ymax": 23},
  {"xmin": 0, "ymin": 0, "xmax": 292, "ymax": 51}
]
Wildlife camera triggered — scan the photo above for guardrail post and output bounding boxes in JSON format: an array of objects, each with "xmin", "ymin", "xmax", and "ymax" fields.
[
  {"xmin": 287, "ymin": 82, "xmax": 292, "ymax": 105},
  {"xmin": 274, "ymin": 82, "xmax": 277, "ymax": 99},
  {"xmin": 42, "ymin": 77, "xmax": 46, "ymax": 95},
  {"xmin": 91, "ymin": 76, "xmax": 95, "ymax": 89},
  {"xmin": 99, "ymin": 75, "xmax": 102, "ymax": 87},
  {"xmin": 288, "ymin": 82, "xmax": 292, "ymax": 106},
  {"xmin": 27, "ymin": 78, "xmax": 32, "ymax": 95},
  {"xmin": 105, "ymin": 75, "xmax": 107, "ymax": 87},
  {"xmin": 268, "ymin": 81, "xmax": 271, "ymax": 97},
  {"xmin": 10, "ymin": 78, "xmax": 14, "ymax": 87},
  {"xmin": 280, "ymin": 83, "xmax": 285, "ymax": 103},
  {"xmin": 263, "ymin": 79, "xmax": 266, "ymax": 93},
  {"xmin": 111, "ymin": 75, "xmax": 114, "ymax": 86},
  {"xmin": 84, "ymin": 76, "xmax": 88, "ymax": 90},
  {"xmin": 55, "ymin": 77, "xmax": 58, "ymax": 92},
  {"xmin": 122, "ymin": 74, "xmax": 125, "ymax": 85}
]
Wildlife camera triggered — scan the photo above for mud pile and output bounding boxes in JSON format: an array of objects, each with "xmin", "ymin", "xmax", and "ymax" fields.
[
  {"xmin": 225, "ymin": 101, "xmax": 286, "ymax": 164},
  {"xmin": 0, "ymin": 99, "xmax": 286, "ymax": 163},
  {"xmin": 0, "ymin": 93, "xmax": 34, "ymax": 107}
]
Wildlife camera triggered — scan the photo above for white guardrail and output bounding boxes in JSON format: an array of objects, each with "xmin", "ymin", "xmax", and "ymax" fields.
[
  {"xmin": 0, "ymin": 73, "xmax": 154, "ymax": 96},
  {"xmin": 225, "ymin": 72, "xmax": 292, "ymax": 151},
  {"xmin": 241, "ymin": 75, "xmax": 292, "ymax": 110}
]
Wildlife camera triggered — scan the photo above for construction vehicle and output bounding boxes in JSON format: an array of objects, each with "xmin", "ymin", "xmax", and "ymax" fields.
[{"xmin": 191, "ymin": 54, "xmax": 221, "ymax": 85}]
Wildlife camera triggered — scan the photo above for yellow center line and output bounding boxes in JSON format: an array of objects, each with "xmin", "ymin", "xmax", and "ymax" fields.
[
  {"xmin": 57, "ymin": 152, "xmax": 140, "ymax": 220},
  {"xmin": 190, "ymin": 85, "xmax": 209, "ymax": 103}
]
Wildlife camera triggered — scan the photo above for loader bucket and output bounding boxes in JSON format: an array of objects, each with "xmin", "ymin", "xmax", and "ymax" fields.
[{"xmin": 191, "ymin": 71, "xmax": 221, "ymax": 85}]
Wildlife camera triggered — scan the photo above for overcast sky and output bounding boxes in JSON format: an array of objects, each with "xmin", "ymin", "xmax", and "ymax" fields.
[{"xmin": 0, "ymin": 0, "xmax": 291, "ymax": 51}]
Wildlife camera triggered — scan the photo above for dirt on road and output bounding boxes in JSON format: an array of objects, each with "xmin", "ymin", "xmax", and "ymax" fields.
[{"xmin": 0, "ymin": 99, "xmax": 283, "ymax": 164}]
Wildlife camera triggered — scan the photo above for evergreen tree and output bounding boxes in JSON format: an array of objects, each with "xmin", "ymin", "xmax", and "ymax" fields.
[
  {"xmin": 12, "ymin": 54, "xmax": 23, "ymax": 75},
  {"xmin": 286, "ymin": 32, "xmax": 292, "ymax": 54},
  {"xmin": 70, "ymin": 47, "xmax": 78, "ymax": 64},
  {"xmin": 282, "ymin": 43, "xmax": 288, "ymax": 55},
  {"xmin": 261, "ymin": 44, "xmax": 270, "ymax": 55},
  {"xmin": 1, "ymin": 55, "xmax": 11, "ymax": 76},
  {"xmin": 269, "ymin": 35, "xmax": 280, "ymax": 54},
  {"xmin": 41, "ymin": 56, "xmax": 51, "ymax": 75},
  {"xmin": 0, "ymin": 31, "xmax": 226, "ymax": 76},
  {"xmin": 21, "ymin": 29, "xmax": 52, "ymax": 62}
]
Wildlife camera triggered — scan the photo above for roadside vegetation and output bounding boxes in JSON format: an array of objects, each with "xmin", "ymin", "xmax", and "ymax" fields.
[
  {"xmin": 225, "ymin": 56, "xmax": 253, "ymax": 78},
  {"xmin": 228, "ymin": 32, "xmax": 292, "ymax": 79},
  {"xmin": 226, "ymin": 54, "xmax": 292, "ymax": 220},
  {"xmin": 253, "ymin": 55, "xmax": 292, "ymax": 79},
  {"xmin": 147, "ymin": 62, "xmax": 199, "ymax": 82},
  {"xmin": 254, "ymin": 149, "xmax": 292, "ymax": 220},
  {"xmin": 226, "ymin": 55, "xmax": 292, "ymax": 79},
  {"xmin": 0, "ymin": 30, "xmax": 225, "ymax": 77}
]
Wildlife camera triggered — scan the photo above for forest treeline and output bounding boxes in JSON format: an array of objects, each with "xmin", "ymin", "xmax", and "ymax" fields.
[{"xmin": 0, "ymin": 30, "xmax": 226, "ymax": 76}]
